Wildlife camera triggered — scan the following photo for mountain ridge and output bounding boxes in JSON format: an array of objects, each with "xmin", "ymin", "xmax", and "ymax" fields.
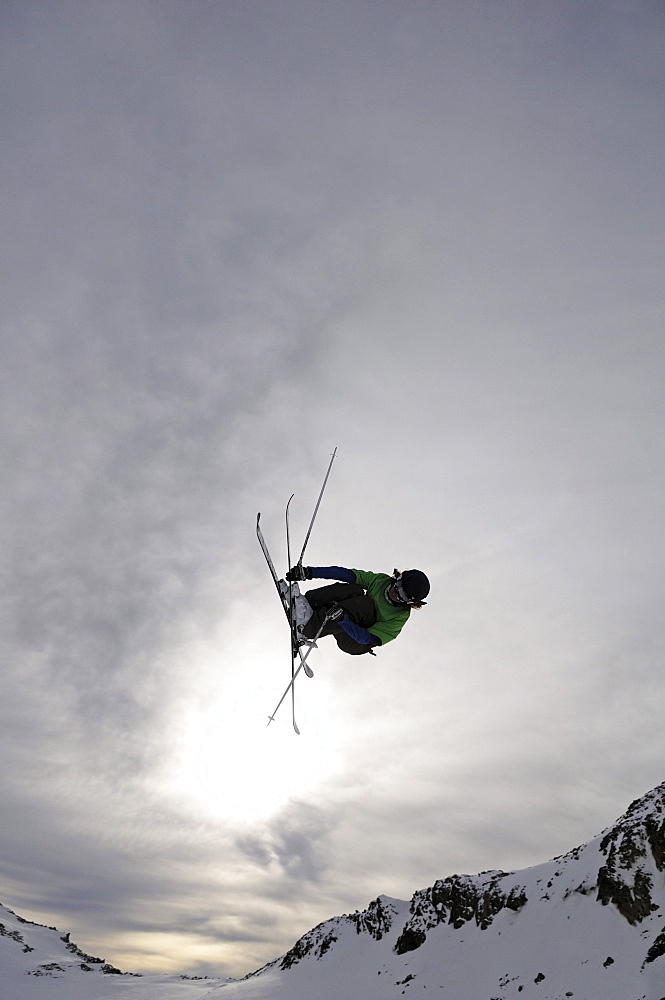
[
  {"xmin": 235, "ymin": 780, "xmax": 665, "ymax": 999},
  {"xmin": 2, "ymin": 781, "xmax": 665, "ymax": 998}
]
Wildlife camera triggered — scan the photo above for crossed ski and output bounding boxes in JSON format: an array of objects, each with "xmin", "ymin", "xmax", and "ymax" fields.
[
  {"xmin": 256, "ymin": 448, "xmax": 337, "ymax": 734},
  {"xmin": 265, "ymin": 609, "xmax": 336, "ymax": 732}
]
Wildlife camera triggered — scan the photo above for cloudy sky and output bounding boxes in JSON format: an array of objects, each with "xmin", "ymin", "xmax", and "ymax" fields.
[{"xmin": 2, "ymin": 0, "xmax": 664, "ymax": 980}]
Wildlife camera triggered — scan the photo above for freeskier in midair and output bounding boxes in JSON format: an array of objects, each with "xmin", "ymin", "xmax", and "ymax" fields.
[
  {"xmin": 286, "ymin": 565, "xmax": 430, "ymax": 656},
  {"xmin": 258, "ymin": 447, "xmax": 430, "ymax": 732}
]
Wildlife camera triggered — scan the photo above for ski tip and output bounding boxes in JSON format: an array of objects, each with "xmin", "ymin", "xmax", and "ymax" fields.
[{"xmin": 293, "ymin": 722, "xmax": 301, "ymax": 735}]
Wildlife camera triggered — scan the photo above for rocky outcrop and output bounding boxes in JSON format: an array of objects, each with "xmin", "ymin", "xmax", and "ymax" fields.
[
  {"xmin": 595, "ymin": 782, "xmax": 665, "ymax": 924},
  {"xmin": 279, "ymin": 919, "xmax": 340, "ymax": 970},
  {"xmin": 350, "ymin": 895, "xmax": 399, "ymax": 941},
  {"xmin": 274, "ymin": 872, "xmax": 533, "ymax": 966},
  {"xmin": 279, "ymin": 896, "xmax": 400, "ymax": 969},
  {"xmin": 0, "ymin": 922, "xmax": 34, "ymax": 953},
  {"xmin": 596, "ymin": 861, "xmax": 656, "ymax": 924},
  {"xmin": 395, "ymin": 872, "xmax": 528, "ymax": 954}
]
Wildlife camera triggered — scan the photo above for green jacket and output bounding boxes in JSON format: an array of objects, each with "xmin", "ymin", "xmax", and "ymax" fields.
[{"xmin": 352, "ymin": 568, "xmax": 411, "ymax": 646}]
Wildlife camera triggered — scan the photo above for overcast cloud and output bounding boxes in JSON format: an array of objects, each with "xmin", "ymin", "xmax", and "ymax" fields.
[{"xmin": 1, "ymin": 0, "xmax": 664, "ymax": 979}]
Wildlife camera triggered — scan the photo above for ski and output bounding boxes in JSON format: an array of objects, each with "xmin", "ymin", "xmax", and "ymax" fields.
[
  {"xmin": 266, "ymin": 610, "xmax": 335, "ymax": 728},
  {"xmin": 256, "ymin": 514, "xmax": 315, "ymax": 679}
]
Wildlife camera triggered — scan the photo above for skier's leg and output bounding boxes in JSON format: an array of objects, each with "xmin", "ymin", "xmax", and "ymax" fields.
[
  {"xmin": 336, "ymin": 594, "xmax": 377, "ymax": 629},
  {"xmin": 301, "ymin": 609, "xmax": 325, "ymax": 640},
  {"xmin": 329, "ymin": 625, "xmax": 377, "ymax": 656},
  {"xmin": 302, "ymin": 586, "xmax": 377, "ymax": 650},
  {"xmin": 304, "ymin": 581, "xmax": 364, "ymax": 609}
]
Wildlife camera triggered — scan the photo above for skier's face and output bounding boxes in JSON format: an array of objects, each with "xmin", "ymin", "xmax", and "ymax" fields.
[{"xmin": 389, "ymin": 579, "xmax": 410, "ymax": 606}]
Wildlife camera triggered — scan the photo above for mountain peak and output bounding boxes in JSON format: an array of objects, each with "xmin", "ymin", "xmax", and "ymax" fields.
[{"xmin": 241, "ymin": 780, "xmax": 665, "ymax": 999}]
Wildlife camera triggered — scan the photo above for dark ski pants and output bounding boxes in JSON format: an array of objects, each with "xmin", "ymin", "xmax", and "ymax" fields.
[{"xmin": 303, "ymin": 582, "xmax": 378, "ymax": 656}]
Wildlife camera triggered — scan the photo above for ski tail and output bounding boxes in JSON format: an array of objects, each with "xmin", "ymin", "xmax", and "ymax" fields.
[{"xmin": 267, "ymin": 609, "xmax": 335, "ymax": 728}]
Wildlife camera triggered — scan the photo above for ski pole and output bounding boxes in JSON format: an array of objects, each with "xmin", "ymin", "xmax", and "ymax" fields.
[{"xmin": 297, "ymin": 446, "xmax": 337, "ymax": 568}]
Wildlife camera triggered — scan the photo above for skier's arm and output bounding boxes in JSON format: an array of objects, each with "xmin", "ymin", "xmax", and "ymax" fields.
[
  {"xmin": 308, "ymin": 566, "xmax": 356, "ymax": 583},
  {"xmin": 336, "ymin": 615, "xmax": 382, "ymax": 647}
]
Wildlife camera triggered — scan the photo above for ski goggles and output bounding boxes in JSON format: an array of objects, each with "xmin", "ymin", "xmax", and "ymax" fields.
[{"xmin": 393, "ymin": 575, "xmax": 415, "ymax": 605}]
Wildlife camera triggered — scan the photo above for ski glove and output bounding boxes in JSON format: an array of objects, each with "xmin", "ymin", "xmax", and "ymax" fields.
[
  {"xmin": 286, "ymin": 565, "xmax": 312, "ymax": 582},
  {"xmin": 326, "ymin": 603, "xmax": 345, "ymax": 623}
]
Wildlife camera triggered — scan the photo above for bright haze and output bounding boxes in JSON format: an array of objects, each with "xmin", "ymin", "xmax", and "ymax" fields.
[{"xmin": 2, "ymin": 0, "xmax": 664, "ymax": 980}]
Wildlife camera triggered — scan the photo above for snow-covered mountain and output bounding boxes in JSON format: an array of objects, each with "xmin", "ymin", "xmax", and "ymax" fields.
[
  {"xmin": 3, "ymin": 781, "xmax": 665, "ymax": 999},
  {"xmin": 227, "ymin": 780, "xmax": 665, "ymax": 1000},
  {"xmin": 0, "ymin": 903, "xmax": 228, "ymax": 999}
]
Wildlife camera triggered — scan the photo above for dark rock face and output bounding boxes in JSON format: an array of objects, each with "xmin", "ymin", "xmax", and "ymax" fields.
[
  {"xmin": 350, "ymin": 896, "xmax": 398, "ymax": 940},
  {"xmin": 279, "ymin": 896, "xmax": 400, "ymax": 969},
  {"xmin": 393, "ymin": 926, "xmax": 426, "ymax": 956},
  {"xmin": 394, "ymin": 873, "xmax": 528, "ymax": 955},
  {"xmin": 596, "ymin": 863, "xmax": 656, "ymax": 924},
  {"xmin": 0, "ymin": 922, "xmax": 34, "ymax": 953},
  {"xmin": 644, "ymin": 928, "xmax": 665, "ymax": 966},
  {"xmin": 60, "ymin": 934, "xmax": 107, "ymax": 966},
  {"xmin": 646, "ymin": 815, "xmax": 665, "ymax": 872},
  {"xmin": 279, "ymin": 922, "xmax": 339, "ymax": 970},
  {"xmin": 595, "ymin": 782, "xmax": 665, "ymax": 925}
]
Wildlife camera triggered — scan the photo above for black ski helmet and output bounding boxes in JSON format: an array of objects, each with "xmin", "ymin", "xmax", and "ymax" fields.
[{"xmin": 400, "ymin": 569, "xmax": 430, "ymax": 604}]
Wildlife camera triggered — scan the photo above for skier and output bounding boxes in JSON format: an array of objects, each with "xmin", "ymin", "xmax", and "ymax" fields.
[{"xmin": 286, "ymin": 565, "xmax": 430, "ymax": 656}]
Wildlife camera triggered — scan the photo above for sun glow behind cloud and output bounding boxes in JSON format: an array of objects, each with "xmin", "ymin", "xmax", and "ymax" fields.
[
  {"xmin": 165, "ymin": 612, "xmax": 345, "ymax": 824},
  {"xmin": 170, "ymin": 707, "xmax": 342, "ymax": 825}
]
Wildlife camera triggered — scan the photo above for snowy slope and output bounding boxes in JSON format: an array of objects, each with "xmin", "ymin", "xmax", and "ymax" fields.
[
  {"xmin": 3, "ymin": 781, "xmax": 665, "ymax": 1000},
  {"xmin": 0, "ymin": 903, "xmax": 229, "ymax": 1000}
]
